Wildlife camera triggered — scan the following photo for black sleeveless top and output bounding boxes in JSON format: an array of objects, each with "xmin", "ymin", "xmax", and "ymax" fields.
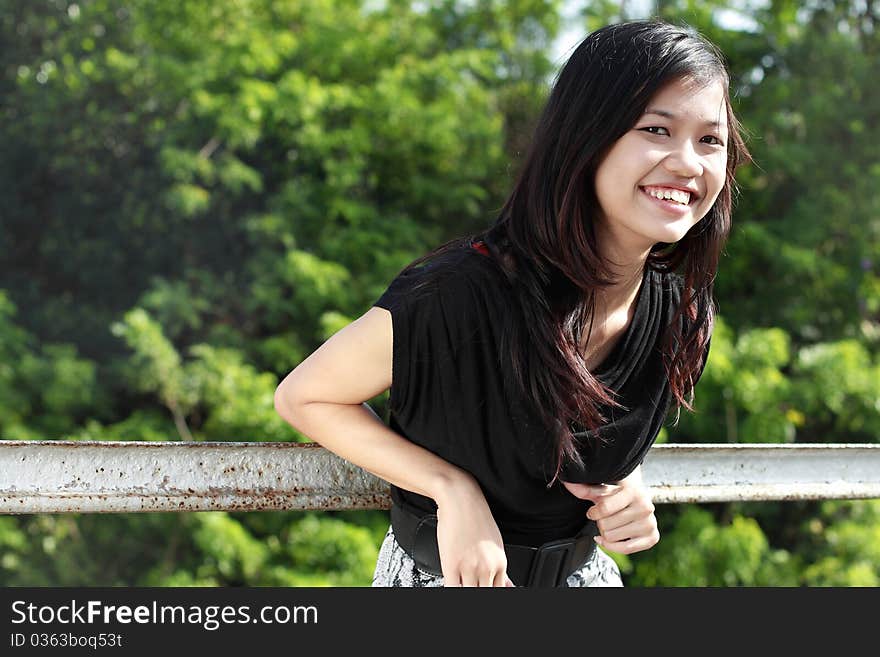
[{"xmin": 373, "ymin": 242, "xmax": 708, "ymax": 546}]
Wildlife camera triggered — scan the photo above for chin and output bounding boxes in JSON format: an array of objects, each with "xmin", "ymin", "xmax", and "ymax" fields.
[
  {"xmin": 641, "ymin": 227, "xmax": 692, "ymax": 246},
  {"xmin": 663, "ymin": 229, "xmax": 694, "ymax": 243},
  {"xmin": 653, "ymin": 218, "xmax": 704, "ymax": 244}
]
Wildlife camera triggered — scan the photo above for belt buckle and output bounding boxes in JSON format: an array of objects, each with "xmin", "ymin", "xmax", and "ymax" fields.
[
  {"xmin": 525, "ymin": 538, "xmax": 577, "ymax": 588},
  {"xmin": 525, "ymin": 523, "xmax": 599, "ymax": 588},
  {"xmin": 412, "ymin": 514, "xmax": 443, "ymax": 576}
]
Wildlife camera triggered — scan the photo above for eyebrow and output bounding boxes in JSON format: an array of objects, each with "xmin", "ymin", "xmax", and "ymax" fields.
[{"xmin": 643, "ymin": 108, "xmax": 727, "ymax": 130}]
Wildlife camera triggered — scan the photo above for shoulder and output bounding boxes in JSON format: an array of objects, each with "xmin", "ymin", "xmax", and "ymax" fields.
[
  {"xmin": 373, "ymin": 242, "xmax": 507, "ymax": 314},
  {"xmin": 412, "ymin": 243, "xmax": 508, "ymax": 299},
  {"xmin": 444, "ymin": 243, "xmax": 508, "ymax": 285}
]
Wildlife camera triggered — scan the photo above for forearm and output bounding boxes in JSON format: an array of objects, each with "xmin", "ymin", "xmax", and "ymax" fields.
[{"xmin": 275, "ymin": 398, "xmax": 474, "ymax": 505}]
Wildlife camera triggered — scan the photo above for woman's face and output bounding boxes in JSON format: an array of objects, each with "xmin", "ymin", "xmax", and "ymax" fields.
[{"xmin": 593, "ymin": 76, "xmax": 730, "ymax": 258}]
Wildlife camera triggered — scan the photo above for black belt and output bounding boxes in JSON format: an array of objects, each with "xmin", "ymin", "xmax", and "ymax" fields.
[{"xmin": 390, "ymin": 500, "xmax": 599, "ymax": 588}]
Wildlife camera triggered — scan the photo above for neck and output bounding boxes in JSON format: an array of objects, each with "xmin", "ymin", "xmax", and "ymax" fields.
[
  {"xmin": 599, "ymin": 264, "xmax": 645, "ymax": 309},
  {"xmin": 591, "ymin": 222, "xmax": 652, "ymax": 312},
  {"xmin": 579, "ymin": 262, "xmax": 645, "ymax": 363}
]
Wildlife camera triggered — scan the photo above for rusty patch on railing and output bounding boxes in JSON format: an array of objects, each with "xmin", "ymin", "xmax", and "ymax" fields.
[{"xmin": 1, "ymin": 441, "xmax": 878, "ymax": 513}]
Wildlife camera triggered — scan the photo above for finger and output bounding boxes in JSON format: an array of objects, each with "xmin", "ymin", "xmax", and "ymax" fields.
[
  {"xmin": 588, "ymin": 490, "xmax": 650, "ymax": 521},
  {"xmin": 480, "ymin": 569, "xmax": 497, "ymax": 587},
  {"xmin": 595, "ymin": 531, "xmax": 659, "ymax": 555},
  {"xmin": 592, "ymin": 504, "xmax": 654, "ymax": 533},
  {"xmin": 504, "ymin": 575, "xmax": 516, "ymax": 587},
  {"xmin": 563, "ymin": 481, "xmax": 618, "ymax": 500},
  {"xmin": 443, "ymin": 573, "xmax": 462, "ymax": 588},
  {"xmin": 584, "ymin": 484, "xmax": 625, "ymax": 507},
  {"xmin": 599, "ymin": 516, "xmax": 657, "ymax": 544},
  {"xmin": 492, "ymin": 570, "xmax": 510, "ymax": 587},
  {"xmin": 566, "ymin": 482, "xmax": 615, "ymax": 498},
  {"xmin": 460, "ymin": 570, "xmax": 479, "ymax": 587}
]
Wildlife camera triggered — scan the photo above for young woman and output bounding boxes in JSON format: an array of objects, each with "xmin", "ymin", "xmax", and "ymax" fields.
[{"xmin": 274, "ymin": 20, "xmax": 752, "ymax": 587}]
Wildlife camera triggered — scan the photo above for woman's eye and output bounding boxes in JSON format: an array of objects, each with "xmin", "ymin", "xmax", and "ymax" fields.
[{"xmin": 640, "ymin": 126, "xmax": 725, "ymax": 147}]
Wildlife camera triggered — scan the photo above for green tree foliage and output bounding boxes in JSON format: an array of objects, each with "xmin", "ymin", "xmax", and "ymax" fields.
[
  {"xmin": 0, "ymin": 0, "xmax": 877, "ymax": 586},
  {"xmin": 717, "ymin": 0, "xmax": 880, "ymax": 345},
  {"xmin": 801, "ymin": 500, "xmax": 880, "ymax": 586},
  {"xmin": 627, "ymin": 507, "xmax": 801, "ymax": 587}
]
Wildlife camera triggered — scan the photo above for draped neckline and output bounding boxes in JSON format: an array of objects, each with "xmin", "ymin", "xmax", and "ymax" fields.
[
  {"xmin": 468, "ymin": 239, "xmax": 660, "ymax": 392},
  {"xmin": 590, "ymin": 266, "xmax": 658, "ymax": 391}
]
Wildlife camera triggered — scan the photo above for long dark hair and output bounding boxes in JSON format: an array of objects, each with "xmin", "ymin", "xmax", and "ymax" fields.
[{"xmin": 391, "ymin": 20, "xmax": 752, "ymax": 485}]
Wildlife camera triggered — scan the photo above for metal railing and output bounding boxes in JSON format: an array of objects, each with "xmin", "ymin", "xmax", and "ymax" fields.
[{"xmin": 1, "ymin": 441, "xmax": 878, "ymax": 514}]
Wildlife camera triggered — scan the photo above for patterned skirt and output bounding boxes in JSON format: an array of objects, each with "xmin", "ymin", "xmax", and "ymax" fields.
[{"xmin": 371, "ymin": 524, "xmax": 623, "ymax": 588}]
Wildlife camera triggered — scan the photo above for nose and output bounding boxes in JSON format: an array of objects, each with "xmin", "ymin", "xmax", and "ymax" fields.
[{"xmin": 663, "ymin": 139, "xmax": 703, "ymax": 178}]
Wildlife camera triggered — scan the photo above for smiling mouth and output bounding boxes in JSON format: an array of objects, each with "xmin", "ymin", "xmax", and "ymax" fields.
[
  {"xmin": 638, "ymin": 187, "xmax": 698, "ymax": 215},
  {"xmin": 639, "ymin": 186, "xmax": 699, "ymax": 208}
]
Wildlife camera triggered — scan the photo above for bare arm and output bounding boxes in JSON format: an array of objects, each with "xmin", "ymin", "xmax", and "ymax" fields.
[
  {"xmin": 273, "ymin": 306, "xmax": 473, "ymax": 502},
  {"xmin": 274, "ymin": 306, "xmax": 513, "ymax": 586}
]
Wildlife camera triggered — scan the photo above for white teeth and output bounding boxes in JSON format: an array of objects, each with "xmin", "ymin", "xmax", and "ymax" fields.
[{"xmin": 645, "ymin": 187, "xmax": 690, "ymax": 205}]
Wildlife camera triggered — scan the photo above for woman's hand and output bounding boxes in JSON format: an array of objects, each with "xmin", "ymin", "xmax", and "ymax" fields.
[
  {"xmin": 434, "ymin": 474, "xmax": 516, "ymax": 587},
  {"xmin": 560, "ymin": 466, "xmax": 659, "ymax": 555}
]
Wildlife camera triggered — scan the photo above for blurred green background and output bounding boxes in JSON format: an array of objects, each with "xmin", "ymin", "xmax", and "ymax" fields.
[{"xmin": 1, "ymin": 0, "xmax": 878, "ymax": 586}]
